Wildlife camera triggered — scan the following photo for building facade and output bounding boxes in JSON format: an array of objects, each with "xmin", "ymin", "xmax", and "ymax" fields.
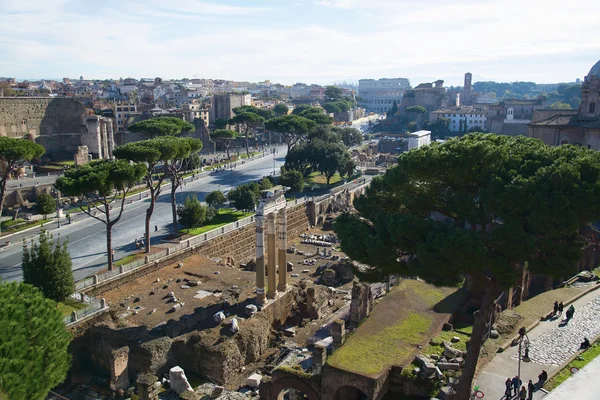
[
  {"xmin": 529, "ymin": 60, "xmax": 600, "ymax": 149},
  {"xmin": 115, "ymin": 103, "xmax": 137, "ymax": 133},
  {"xmin": 210, "ymin": 93, "xmax": 251, "ymax": 122},
  {"xmin": 430, "ymin": 107, "xmax": 488, "ymax": 132},
  {"xmin": 358, "ymin": 78, "xmax": 410, "ymax": 114}
]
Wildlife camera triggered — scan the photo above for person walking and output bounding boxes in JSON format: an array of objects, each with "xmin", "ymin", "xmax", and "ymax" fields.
[
  {"xmin": 519, "ymin": 386, "xmax": 527, "ymax": 400},
  {"xmin": 558, "ymin": 302, "xmax": 564, "ymax": 315},
  {"xmin": 505, "ymin": 378, "xmax": 513, "ymax": 399},
  {"xmin": 512, "ymin": 376, "xmax": 520, "ymax": 396},
  {"xmin": 553, "ymin": 301, "xmax": 559, "ymax": 316},
  {"xmin": 528, "ymin": 380, "xmax": 534, "ymax": 400}
]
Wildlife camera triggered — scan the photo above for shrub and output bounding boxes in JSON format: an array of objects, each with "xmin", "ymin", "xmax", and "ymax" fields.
[
  {"xmin": 279, "ymin": 168, "xmax": 305, "ymax": 192},
  {"xmin": 205, "ymin": 190, "xmax": 226, "ymax": 208},
  {"xmin": 177, "ymin": 196, "xmax": 217, "ymax": 229}
]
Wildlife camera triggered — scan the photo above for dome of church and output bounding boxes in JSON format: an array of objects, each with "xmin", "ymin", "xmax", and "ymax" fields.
[{"xmin": 588, "ymin": 60, "xmax": 600, "ymax": 77}]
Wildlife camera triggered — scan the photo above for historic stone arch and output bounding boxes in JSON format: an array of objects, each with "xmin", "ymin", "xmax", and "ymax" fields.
[{"xmin": 334, "ymin": 385, "xmax": 368, "ymax": 400}]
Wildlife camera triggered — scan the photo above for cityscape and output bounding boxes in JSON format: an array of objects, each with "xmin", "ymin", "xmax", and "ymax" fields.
[{"xmin": 1, "ymin": 1, "xmax": 600, "ymax": 400}]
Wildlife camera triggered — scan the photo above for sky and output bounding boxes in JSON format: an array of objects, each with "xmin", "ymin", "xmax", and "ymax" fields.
[{"xmin": 1, "ymin": 0, "xmax": 599, "ymax": 86}]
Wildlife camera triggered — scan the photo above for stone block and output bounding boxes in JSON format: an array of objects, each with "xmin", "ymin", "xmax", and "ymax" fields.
[
  {"xmin": 490, "ymin": 329, "xmax": 499, "ymax": 339},
  {"xmin": 246, "ymin": 373, "xmax": 262, "ymax": 388},
  {"xmin": 451, "ymin": 336, "xmax": 460, "ymax": 343},
  {"xmin": 109, "ymin": 346, "xmax": 130, "ymax": 391},
  {"xmin": 442, "ymin": 322, "xmax": 453, "ymax": 331},
  {"xmin": 439, "ymin": 386, "xmax": 456, "ymax": 399},
  {"xmin": 169, "ymin": 366, "xmax": 193, "ymax": 395},
  {"xmin": 437, "ymin": 362, "xmax": 461, "ymax": 371}
]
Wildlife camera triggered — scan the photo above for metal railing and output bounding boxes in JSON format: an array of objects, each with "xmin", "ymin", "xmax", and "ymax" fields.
[
  {"xmin": 62, "ymin": 292, "xmax": 107, "ymax": 326},
  {"xmin": 73, "ymin": 179, "xmax": 368, "ymax": 293}
]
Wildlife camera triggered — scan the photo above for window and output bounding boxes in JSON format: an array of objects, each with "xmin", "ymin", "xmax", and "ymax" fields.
[{"xmin": 589, "ymin": 102, "xmax": 596, "ymax": 114}]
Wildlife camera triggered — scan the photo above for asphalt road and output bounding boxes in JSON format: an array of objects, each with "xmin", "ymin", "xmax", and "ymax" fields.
[{"xmin": 0, "ymin": 147, "xmax": 286, "ymax": 282}]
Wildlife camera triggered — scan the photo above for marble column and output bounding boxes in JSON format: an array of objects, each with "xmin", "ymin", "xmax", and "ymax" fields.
[
  {"xmin": 277, "ymin": 207, "xmax": 287, "ymax": 292},
  {"xmin": 255, "ymin": 215, "xmax": 266, "ymax": 304},
  {"xmin": 267, "ymin": 213, "xmax": 277, "ymax": 299}
]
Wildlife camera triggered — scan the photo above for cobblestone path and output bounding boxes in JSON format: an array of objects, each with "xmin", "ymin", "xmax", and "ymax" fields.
[{"xmin": 511, "ymin": 295, "xmax": 600, "ymax": 366}]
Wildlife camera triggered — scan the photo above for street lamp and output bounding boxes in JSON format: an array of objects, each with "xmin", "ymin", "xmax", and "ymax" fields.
[
  {"xmin": 517, "ymin": 326, "xmax": 531, "ymax": 388},
  {"xmin": 53, "ymin": 188, "xmax": 61, "ymax": 228}
]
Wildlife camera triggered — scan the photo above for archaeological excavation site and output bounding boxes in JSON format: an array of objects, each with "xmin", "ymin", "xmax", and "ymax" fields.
[{"xmin": 54, "ymin": 184, "xmax": 471, "ymax": 400}]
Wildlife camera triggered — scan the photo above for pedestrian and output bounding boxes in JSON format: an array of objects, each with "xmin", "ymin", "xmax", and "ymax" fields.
[
  {"xmin": 580, "ymin": 337, "xmax": 591, "ymax": 349},
  {"xmin": 155, "ymin": 225, "xmax": 158, "ymax": 232},
  {"xmin": 505, "ymin": 378, "xmax": 513, "ymax": 398},
  {"xmin": 512, "ymin": 376, "xmax": 520, "ymax": 396},
  {"xmin": 568, "ymin": 304, "xmax": 575, "ymax": 318},
  {"xmin": 528, "ymin": 380, "xmax": 534, "ymax": 400},
  {"xmin": 140, "ymin": 239, "xmax": 145, "ymax": 249},
  {"xmin": 558, "ymin": 302, "xmax": 564, "ymax": 315},
  {"xmin": 111, "ymin": 250, "xmax": 115, "ymax": 262},
  {"xmin": 553, "ymin": 301, "xmax": 559, "ymax": 316},
  {"xmin": 519, "ymin": 385, "xmax": 527, "ymax": 400}
]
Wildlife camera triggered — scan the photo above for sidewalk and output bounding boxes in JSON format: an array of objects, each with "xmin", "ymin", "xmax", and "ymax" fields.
[{"xmin": 475, "ymin": 285, "xmax": 600, "ymax": 399}]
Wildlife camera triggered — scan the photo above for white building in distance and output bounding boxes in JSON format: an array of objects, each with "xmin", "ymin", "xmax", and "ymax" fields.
[
  {"xmin": 408, "ymin": 130, "xmax": 431, "ymax": 150},
  {"xmin": 358, "ymin": 78, "xmax": 411, "ymax": 114}
]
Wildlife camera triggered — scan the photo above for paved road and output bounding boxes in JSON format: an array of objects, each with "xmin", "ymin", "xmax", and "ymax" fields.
[
  {"xmin": 3, "ymin": 148, "xmax": 264, "ymax": 190},
  {"xmin": 0, "ymin": 147, "xmax": 287, "ymax": 282},
  {"xmin": 475, "ymin": 286, "xmax": 600, "ymax": 399}
]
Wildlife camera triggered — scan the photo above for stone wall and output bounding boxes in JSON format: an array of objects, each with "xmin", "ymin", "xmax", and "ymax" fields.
[
  {"xmin": 73, "ymin": 289, "xmax": 299, "ymax": 390},
  {"xmin": 0, "ymin": 97, "xmax": 85, "ymax": 139}
]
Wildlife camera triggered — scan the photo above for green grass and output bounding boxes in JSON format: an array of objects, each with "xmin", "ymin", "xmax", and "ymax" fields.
[
  {"xmin": 0, "ymin": 219, "xmax": 46, "ymax": 236},
  {"xmin": 1, "ymin": 218, "xmax": 26, "ymax": 230},
  {"xmin": 421, "ymin": 328, "xmax": 471, "ymax": 356},
  {"xmin": 57, "ymin": 297, "xmax": 87, "ymax": 317},
  {"xmin": 240, "ymin": 151, "xmax": 261, "ymax": 159},
  {"xmin": 181, "ymin": 209, "xmax": 254, "ymax": 236},
  {"xmin": 545, "ymin": 340, "xmax": 600, "ymax": 391},
  {"xmin": 307, "ymin": 171, "xmax": 343, "ymax": 186},
  {"xmin": 114, "ymin": 253, "xmax": 144, "ymax": 267},
  {"xmin": 328, "ymin": 313, "xmax": 433, "ymax": 376},
  {"xmin": 55, "ymin": 160, "xmax": 74, "ymax": 166}
]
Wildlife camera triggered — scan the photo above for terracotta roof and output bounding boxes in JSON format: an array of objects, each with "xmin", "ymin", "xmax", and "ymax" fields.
[{"xmin": 529, "ymin": 114, "xmax": 600, "ymax": 128}]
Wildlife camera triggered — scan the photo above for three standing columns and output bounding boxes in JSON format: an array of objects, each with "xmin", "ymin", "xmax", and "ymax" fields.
[{"xmin": 255, "ymin": 208, "xmax": 287, "ymax": 305}]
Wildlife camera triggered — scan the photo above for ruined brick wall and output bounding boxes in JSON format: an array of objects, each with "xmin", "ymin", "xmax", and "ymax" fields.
[
  {"xmin": 194, "ymin": 223, "xmax": 256, "ymax": 265},
  {"xmin": 286, "ymin": 203, "xmax": 310, "ymax": 238},
  {"xmin": 0, "ymin": 97, "xmax": 85, "ymax": 139}
]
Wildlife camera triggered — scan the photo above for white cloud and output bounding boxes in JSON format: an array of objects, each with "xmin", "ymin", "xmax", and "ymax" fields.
[{"xmin": 0, "ymin": 0, "xmax": 599, "ymax": 84}]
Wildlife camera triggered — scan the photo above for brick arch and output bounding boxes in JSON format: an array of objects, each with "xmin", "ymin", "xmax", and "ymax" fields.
[
  {"xmin": 334, "ymin": 385, "xmax": 368, "ymax": 400},
  {"xmin": 271, "ymin": 376, "xmax": 320, "ymax": 400}
]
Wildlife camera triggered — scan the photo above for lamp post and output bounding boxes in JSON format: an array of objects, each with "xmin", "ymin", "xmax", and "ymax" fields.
[
  {"xmin": 517, "ymin": 326, "xmax": 530, "ymax": 389},
  {"xmin": 53, "ymin": 188, "xmax": 61, "ymax": 228}
]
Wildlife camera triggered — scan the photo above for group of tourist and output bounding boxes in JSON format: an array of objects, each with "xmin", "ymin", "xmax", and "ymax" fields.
[
  {"xmin": 504, "ymin": 373, "xmax": 545, "ymax": 400},
  {"xmin": 553, "ymin": 301, "xmax": 576, "ymax": 323}
]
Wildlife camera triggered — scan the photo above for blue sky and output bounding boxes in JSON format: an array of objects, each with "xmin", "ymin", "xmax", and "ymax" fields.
[{"xmin": 1, "ymin": 0, "xmax": 599, "ymax": 86}]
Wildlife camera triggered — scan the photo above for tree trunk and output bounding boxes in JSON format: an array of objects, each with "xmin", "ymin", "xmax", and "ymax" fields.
[
  {"xmin": 245, "ymin": 127, "xmax": 250, "ymax": 158},
  {"xmin": 106, "ymin": 219, "xmax": 114, "ymax": 271},
  {"xmin": 170, "ymin": 179, "xmax": 178, "ymax": 233},
  {"xmin": 454, "ymin": 277, "xmax": 498, "ymax": 399},
  {"xmin": 0, "ymin": 173, "xmax": 8, "ymax": 234},
  {"xmin": 144, "ymin": 196, "xmax": 155, "ymax": 254}
]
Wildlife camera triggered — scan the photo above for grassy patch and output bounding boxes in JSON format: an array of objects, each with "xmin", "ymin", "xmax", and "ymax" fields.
[
  {"xmin": 114, "ymin": 253, "xmax": 144, "ymax": 267},
  {"xmin": 328, "ymin": 313, "xmax": 432, "ymax": 376},
  {"xmin": 0, "ymin": 219, "xmax": 46, "ymax": 236},
  {"xmin": 545, "ymin": 341, "xmax": 600, "ymax": 391},
  {"xmin": 181, "ymin": 209, "xmax": 253, "ymax": 236},
  {"xmin": 55, "ymin": 160, "xmax": 74, "ymax": 166},
  {"xmin": 1, "ymin": 218, "xmax": 26, "ymax": 230},
  {"xmin": 276, "ymin": 365, "xmax": 312, "ymax": 379},
  {"xmin": 307, "ymin": 171, "xmax": 342, "ymax": 186},
  {"xmin": 421, "ymin": 328, "xmax": 471, "ymax": 356},
  {"xmin": 240, "ymin": 151, "xmax": 262, "ymax": 159},
  {"xmin": 57, "ymin": 297, "xmax": 87, "ymax": 317}
]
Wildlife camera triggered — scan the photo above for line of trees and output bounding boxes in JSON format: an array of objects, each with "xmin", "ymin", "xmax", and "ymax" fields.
[{"xmin": 56, "ymin": 116, "xmax": 202, "ymax": 270}]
